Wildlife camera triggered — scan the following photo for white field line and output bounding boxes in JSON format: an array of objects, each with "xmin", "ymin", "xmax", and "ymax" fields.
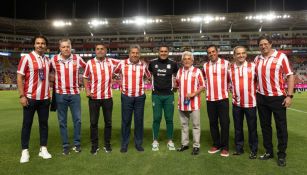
[{"xmin": 288, "ymin": 108, "xmax": 307, "ymax": 114}]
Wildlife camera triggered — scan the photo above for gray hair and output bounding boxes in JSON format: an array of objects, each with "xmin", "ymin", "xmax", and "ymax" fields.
[
  {"xmin": 129, "ymin": 44, "xmax": 141, "ymax": 52},
  {"xmin": 59, "ymin": 38, "xmax": 71, "ymax": 46},
  {"xmin": 233, "ymin": 46, "xmax": 246, "ymax": 55},
  {"xmin": 181, "ymin": 51, "xmax": 194, "ymax": 61}
]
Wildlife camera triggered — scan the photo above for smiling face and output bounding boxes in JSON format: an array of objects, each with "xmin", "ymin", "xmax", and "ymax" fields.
[
  {"xmin": 129, "ymin": 48, "xmax": 140, "ymax": 63},
  {"xmin": 207, "ymin": 46, "xmax": 219, "ymax": 62},
  {"xmin": 59, "ymin": 41, "xmax": 72, "ymax": 59},
  {"xmin": 95, "ymin": 44, "xmax": 107, "ymax": 59},
  {"xmin": 234, "ymin": 47, "xmax": 247, "ymax": 65},
  {"xmin": 159, "ymin": 46, "xmax": 169, "ymax": 60},
  {"xmin": 34, "ymin": 37, "xmax": 47, "ymax": 56},
  {"xmin": 182, "ymin": 55, "xmax": 193, "ymax": 69},
  {"xmin": 259, "ymin": 39, "xmax": 273, "ymax": 56}
]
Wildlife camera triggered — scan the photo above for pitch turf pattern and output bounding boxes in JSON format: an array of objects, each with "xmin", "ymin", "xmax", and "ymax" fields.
[{"xmin": 0, "ymin": 91, "xmax": 307, "ymax": 174}]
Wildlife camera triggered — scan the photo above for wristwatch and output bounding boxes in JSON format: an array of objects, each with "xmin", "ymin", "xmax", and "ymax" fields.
[
  {"xmin": 286, "ymin": 95, "xmax": 293, "ymax": 99},
  {"xmin": 19, "ymin": 95, "xmax": 25, "ymax": 98}
]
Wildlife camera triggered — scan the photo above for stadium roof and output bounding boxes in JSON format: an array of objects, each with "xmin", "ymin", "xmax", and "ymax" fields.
[{"xmin": 1, "ymin": 10, "xmax": 307, "ymax": 37}]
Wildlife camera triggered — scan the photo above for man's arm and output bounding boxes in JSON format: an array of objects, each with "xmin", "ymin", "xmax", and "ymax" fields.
[
  {"xmin": 282, "ymin": 74, "xmax": 294, "ymax": 107},
  {"xmin": 83, "ymin": 77, "xmax": 92, "ymax": 97},
  {"xmin": 17, "ymin": 73, "xmax": 28, "ymax": 107}
]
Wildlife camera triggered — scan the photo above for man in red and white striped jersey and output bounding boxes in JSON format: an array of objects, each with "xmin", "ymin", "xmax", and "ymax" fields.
[
  {"xmin": 255, "ymin": 35, "xmax": 294, "ymax": 167},
  {"xmin": 114, "ymin": 44, "xmax": 151, "ymax": 153},
  {"xmin": 83, "ymin": 44, "xmax": 119, "ymax": 154},
  {"xmin": 17, "ymin": 35, "xmax": 52, "ymax": 163},
  {"xmin": 176, "ymin": 51, "xmax": 205, "ymax": 155},
  {"xmin": 50, "ymin": 38, "xmax": 86, "ymax": 155},
  {"xmin": 228, "ymin": 46, "xmax": 258, "ymax": 159},
  {"xmin": 203, "ymin": 45, "xmax": 230, "ymax": 157}
]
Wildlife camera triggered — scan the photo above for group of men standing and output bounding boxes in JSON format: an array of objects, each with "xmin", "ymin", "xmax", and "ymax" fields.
[{"xmin": 17, "ymin": 34, "xmax": 293, "ymax": 167}]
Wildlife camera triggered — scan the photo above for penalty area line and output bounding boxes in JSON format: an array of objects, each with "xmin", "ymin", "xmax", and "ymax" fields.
[{"xmin": 288, "ymin": 108, "xmax": 307, "ymax": 114}]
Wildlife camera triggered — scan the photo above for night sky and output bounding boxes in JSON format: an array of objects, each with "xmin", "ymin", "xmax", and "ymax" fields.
[{"xmin": 1, "ymin": 0, "xmax": 307, "ymax": 19}]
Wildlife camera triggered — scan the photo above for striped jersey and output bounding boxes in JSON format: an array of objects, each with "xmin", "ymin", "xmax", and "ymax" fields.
[
  {"xmin": 176, "ymin": 66, "xmax": 205, "ymax": 111},
  {"xmin": 50, "ymin": 54, "xmax": 86, "ymax": 94},
  {"xmin": 229, "ymin": 61, "xmax": 257, "ymax": 108},
  {"xmin": 254, "ymin": 50, "xmax": 293, "ymax": 96},
  {"xmin": 203, "ymin": 58, "xmax": 229, "ymax": 101},
  {"xmin": 83, "ymin": 57, "xmax": 119, "ymax": 99},
  {"xmin": 17, "ymin": 51, "xmax": 50, "ymax": 100},
  {"xmin": 114, "ymin": 59, "xmax": 151, "ymax": 97}
]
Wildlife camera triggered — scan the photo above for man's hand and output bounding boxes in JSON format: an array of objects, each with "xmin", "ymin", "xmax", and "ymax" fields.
[
  {"xmin": 282, "ymin": 97, "xmax": 292, "ymax": 108},
  {"xmin": 19, "ymin": 96, "xmax": 28, "ymax": 107}
]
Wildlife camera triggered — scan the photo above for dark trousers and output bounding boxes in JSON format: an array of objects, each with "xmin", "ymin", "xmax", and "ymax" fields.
[
  {"xmin": 21, "ymin": 99, "xmax": 50, "ymax": 149},
  {"xmin": 256, "ymin": 93, "xmax": 288, "ymax": 158},
  {"xmin": 121, "ymin": 93, "xmax": 146, "ymax": 148},
  {"xmin": 89, "ymin": 98, "xmax": 113, "ymax": 148},
  {"xmin": 207, "ymin": 99, "xmax": 230, "ymax": 150},
  {"xmin": 232, "ymin": 105, "xmax": 258, "ymax": 153}
]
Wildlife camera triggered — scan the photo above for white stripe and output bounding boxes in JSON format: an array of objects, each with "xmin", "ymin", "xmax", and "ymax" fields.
[{"xmin": 288, "ymin": 108, "xmax": 307, "ymax": 114}]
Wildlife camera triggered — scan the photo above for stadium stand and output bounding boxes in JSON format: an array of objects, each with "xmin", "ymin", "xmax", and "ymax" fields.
[{"xmin": 1, "ymin": 11, "xmax": 307, "ymax": 89}]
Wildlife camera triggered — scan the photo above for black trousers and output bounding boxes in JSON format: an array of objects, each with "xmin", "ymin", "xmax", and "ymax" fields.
[
  {"xmin": 89, "ymin": 98, "xmax": 113, "ymax": 148},
  {"xmin": 207, "ymin": 99, "xmax": 230, "ymax": 150},
  {"xmin": 21, "ymin": 99, "xmax": 50, "ymax": 149},
  {"xmin": 256, "ymin": 93, "xmax": 288, "ymax": 158},
  {"xmin": 232, "ymin": 105, "xmax": 258, "ymax": 153}
]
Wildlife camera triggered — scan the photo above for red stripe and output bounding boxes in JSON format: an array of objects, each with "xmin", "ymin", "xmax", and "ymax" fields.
[
  {"xmin": 55, "ymin": 56, "xmax": 63, "ymax": 94},
  {"xmin": 124, "ymin": 61, "xmax": 129, "ymax": 96},
  {"xmin": 190, "ymin": 68, "xmax": 196, "ymax": 110},
  {"xmin": 138, "ymin": 65, "xmax": 144, "ymax": 96},
  {"xmin": 247, "ymin": 64, "xmax": 253, "ymax": 107},
  {"xmin": 261, "ymin": 59, "xmax": 268, "ymax": 96},
  {"xmin": 92, "ymin": 59, "xmax": 98, "ymax": 99},
  {"xmin": 40, "ymin": 59, "xmax": 47, "ymax": 100},
  {"xmin": 107, "ymin": 63, "xmax": 112, "ymax": 98},
  {"xmin": 205, "ymin": 64, "xmax": 211, "ymax": 100},
  {"xmin": 29, "ymin": 53, "xmax": 38, "ymax": 99},
  {"xmin": 213, "ymin": 64, "xmax": 218, "ymax": 100},
  {"xmin": 72, "ymin": 55, "xmax": 78, "ymax": 94},
  {"xmin": 221, "ymin": 59, "xmax": 226, "ymax": 99}
]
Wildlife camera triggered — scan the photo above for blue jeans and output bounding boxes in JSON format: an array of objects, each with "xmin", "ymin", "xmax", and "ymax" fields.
[
  {"xmin": 121, "ymin": 94, "xmax": 146, "ymax": 148},
  {"xmin": 56, "ymin": 93, "xmax": 81, "ymax": 148},
  {"xmin": 232, "ymin": 105, "xmax": 258, "ymax": 153}
]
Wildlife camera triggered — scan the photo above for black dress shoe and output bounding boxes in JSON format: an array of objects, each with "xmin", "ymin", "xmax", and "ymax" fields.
[
  {"xmin": 233, "ymin": 151, "xmax": 244, "ymax": 156},
  {"xmin": 120, "ymin": 147, "xmax": 127, "ymax": 153},
  {"xmin": 191, "ymin": 147, "xmax": 200, "ymax": 155},
  {"xmin": 135, "ymin": 146, "xmax": 144, "ymax": 152},
  {"xmin": 177, "ymin": 145, "xmax": 189, "ymax": 152},
  {"xmin": 259, "ymin": 153, "xmax": 274, "ymax": 160},
  {"xmin": 249, "ymin": 152, "xmax": 257, "ymax": 159},
  {"xmin": 277, "ymin": 158, "xmax": 286, "ymax": 167}
]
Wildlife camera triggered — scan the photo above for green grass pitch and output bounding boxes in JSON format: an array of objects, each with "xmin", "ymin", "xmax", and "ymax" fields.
[{"xmin": 0, "ymin": 90, "xmax": 307, "ymax": 174}]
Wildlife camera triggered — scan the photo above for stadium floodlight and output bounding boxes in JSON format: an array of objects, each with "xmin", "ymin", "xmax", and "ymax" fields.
[
  {"xmin": 53, "ymin": 20, "xmax": 72, "ymax": 27},
  {"xmin": 88, "ymin": 19, "xmax": 108, "ymax": 27},
  {"xmin": 245, "ymin": 12, "xmax": 290, "ymax": 22},
  {"xmin": 122, "ymin": 16, "xmax": 163, "ymax": 26},
  {"xmin": 181, "ymin": 15, "xmax": 225, "ymax": 24}
]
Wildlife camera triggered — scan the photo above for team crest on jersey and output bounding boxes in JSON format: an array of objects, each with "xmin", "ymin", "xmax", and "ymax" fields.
[
  {"xmin": 155, "ymin": 64, "xmax": 158, "ymax": 68},
  {"xmin": 167, "ymin": 64, "xmax": 171, "ymax": 69},
  {"xmin": 247, "ymin": 68, "xmax": 252, "ymax": 73},
  {"xmin": 221, "ymin": 64, "xmax": 225, "ymax": 69},
  {"xmin": 73, "ymin": 60, "xmax": 77, "ymax": 65},
  {"xmin": 272, "ymin": 59, "xmax": 278, "ymax": 64},
  {"xmin": 192, "ymin": 73, "xmax": 196, "ymax": 77}
]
